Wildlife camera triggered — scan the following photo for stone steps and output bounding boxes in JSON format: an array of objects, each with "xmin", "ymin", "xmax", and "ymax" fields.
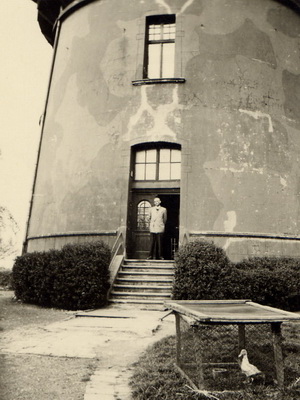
[{"xmin": 109, "ymin": 259, "xmax": 174, "ymax": 305}]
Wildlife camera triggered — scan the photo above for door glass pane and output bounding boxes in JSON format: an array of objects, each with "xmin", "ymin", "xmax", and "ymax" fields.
[
  {"xmin": 137, "ymin": 200, "xmax": 151, "ymax": 230},
  {"xmin": 160, "ymin": 149, "xmax": 171, "ymax": 162},
  {"xmin": 145, "ymin": 163, "xmax": 156, "ymax": 180},
  {"xmin": 146, "ymin": 149, "xmax": 157, "ymax": 163},
  {"xmin": 159, "ymin": 163, "xmax": 170, "ymax": 180},
  {"xmin": 171, "ymin": 163, "xmax": 181, "ymax": 180},
  {"xmin": 162, "ymin": 43, "xmax": 175, "ymax": 78},
  {"xmin": 148, "ymin": 44, "xmax": 161, "ymax": 79},
  {"xmin": 135, "ymin": 164, "xmax": 145, "ymax": 180}
]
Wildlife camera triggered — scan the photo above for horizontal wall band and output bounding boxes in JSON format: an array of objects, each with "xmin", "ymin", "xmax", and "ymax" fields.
[
  {"xmin": 27, "ymin": 231, "xmax": 117, "ymax": 241},
  {"xmin": 27, "ymin": 230, "xmax": 300, "ymax": 242},
  {"xmin": 189, "ymin": 231, "xmax": 300, "ymax": 241}
]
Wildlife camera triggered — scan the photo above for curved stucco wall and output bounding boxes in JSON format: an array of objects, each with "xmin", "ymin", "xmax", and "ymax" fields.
[{"xmin": 27, "ymin": 0, "xmax": 300, "ymax": 260}]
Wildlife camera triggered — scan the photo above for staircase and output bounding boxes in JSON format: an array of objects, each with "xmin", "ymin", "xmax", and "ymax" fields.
[{"xmin": 109, "ymin": 259, "xmax": 174, "ymax": 305}]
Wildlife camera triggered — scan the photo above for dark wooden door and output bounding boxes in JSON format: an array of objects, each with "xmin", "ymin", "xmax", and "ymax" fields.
[
  {"xmin": 129, "ymin": 191, "xmax": 152, "ymax": 260},
  {"xmin": 128, "ymin": 191, "xmax": 180, "ymax": 259}
]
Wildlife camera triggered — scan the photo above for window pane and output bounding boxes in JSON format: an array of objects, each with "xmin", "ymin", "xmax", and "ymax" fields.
[
  {"xmin": 159, "ymin": 163, "xmax": 171, "ymax": 180},
  {"xmin": 171, "ymin": 149, "xmax": 181, "ymax": 162},
  {"xmin": 136, "ymin": 150, "xmax": 145, "ymax": 163},
  {"xmin": 135, "ymin": 146, "xmax": 180, "ymax": 181},
  {"xmin": 146, "ymin": 149, "xmax": 157, "ymax": 163},
  {"xmin": 171, "ymin": 163, "xmax": 181, "ymax": 180},
  {"xmin": 160, "ymin": 149, "xmax": 171, "ymax": 162},
  {"xmin": 163, "ymin": 23, "xmax": 176, "ymax": 40},
  {"xmin": 145, "ymin": 163, "xmax": 156, "ymax": 180},
  {"xmin": 162, "ymin": 43, "xmax": 175, "ymax": 78},
  {"xmin": 149, "ymin": 24, "xmax": 161, "ymax": 41},
  {"xmin": 135, "ymin": 164, "xmax": 145, "ymax": 180},
  {"xmin": 148, "ymin": 44, "xmax": 161, "ymax": 78}
]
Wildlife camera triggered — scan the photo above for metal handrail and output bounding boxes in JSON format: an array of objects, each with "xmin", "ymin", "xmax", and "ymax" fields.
[
  {"xmin": 111, "ymin": 228, "xmax": 125, "ymax": 256},
  {"xmin": 108, "ymin": 228, "xmax": 126, "ymax": 294}
]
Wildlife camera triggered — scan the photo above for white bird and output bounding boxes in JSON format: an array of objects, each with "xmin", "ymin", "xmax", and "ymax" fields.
[
  {"xmin": 288, "ymin": 377, "xmax": 300, "ymax": 390},
  {"xmin": 238, "ymin": 349, "xmax": 264, "ymax": 383}
]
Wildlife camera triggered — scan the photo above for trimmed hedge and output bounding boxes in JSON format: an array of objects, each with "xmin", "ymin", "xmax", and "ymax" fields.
[
  {"xmin": 172, "ymin": 240, "xmax": 232, "ymax": 300},
  {"xmin": 232, "ymin": 257, "xmax": 300, "ymax": 311},
  {"xmin": 172, "ymin": 240, "xmax": 300, "ymax": 311},
  {"xmin": 235, "ymin": 256, "xmax": 300, "ymax": 272},
  {"xmin": 12, "ymin": 241, "xmax": 111, "ymax": 310}
]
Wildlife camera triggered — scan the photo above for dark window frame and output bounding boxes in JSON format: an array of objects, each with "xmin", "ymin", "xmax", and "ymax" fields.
[
  {"xmin": 133, "ymin": 143, "xmax": 181, "ymax": 182},
  {"xmin": 143, "ymin": 14, "xmax": 176, "ymax": 79}
]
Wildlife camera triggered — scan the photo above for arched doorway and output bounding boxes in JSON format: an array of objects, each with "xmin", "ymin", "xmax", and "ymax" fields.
[{"xmin": 127, "ymin": 143, "xmax": 181, "ymax": 259}]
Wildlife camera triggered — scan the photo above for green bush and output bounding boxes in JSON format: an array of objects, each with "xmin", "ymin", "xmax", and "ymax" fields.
[
  {"xmin": 233, "ymin": 258, "xmax": 300, "ymax": 311},
  {"xmin": 172, "ymin": 240, "xmax": 232, "ymax": 300},
  {"xmin": 12, "ymin": 250, "xmax": 58, "ymax": 305},
  {"xmin": 235, "ymin": 256, "xmax": 300, "ymax": 272},
  {"xmin": 12, "ymin": 241, "xmax": 111, "ymax": 310},
  {"xmin": 0, "ymin": 269, "xmax": 12, "ymax": 289},
  {"xmin": 172, "ymin": 241, "xmax": 300, "ymax": 311}
]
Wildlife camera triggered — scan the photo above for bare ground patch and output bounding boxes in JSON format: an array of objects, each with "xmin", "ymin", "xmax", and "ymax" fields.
[
  {"xmin": 0, "ymin": 354, "xmax": 98, "ymax": 400},
  {"xmin": 0, "ymin": 291, "xmax": 99, "ymax": 400}
]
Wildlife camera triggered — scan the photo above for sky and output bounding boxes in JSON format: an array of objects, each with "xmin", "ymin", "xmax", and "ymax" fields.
[{"xmin": 0, "ymin": 1, "xmax": 52, "ymax": 265}]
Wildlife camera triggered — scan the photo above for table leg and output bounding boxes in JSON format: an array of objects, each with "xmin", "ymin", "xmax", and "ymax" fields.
[
  {"xmin": 271, "ymin": 322, "xmax": 284, "ymax": 388},
  {"xmin": 175, "ymin": 312, "xmax": 182, "ymax": 367},
  {"xmin": 238, "ymin": 324, "xmax": 246, "ymax": 351},
  {"xmin": 192, "ymin": 326, "xmax": 205, "ymax": 389}
]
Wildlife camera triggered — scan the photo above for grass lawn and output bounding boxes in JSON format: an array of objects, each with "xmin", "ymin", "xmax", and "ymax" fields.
[{"xmin": 130, "ymin": 320, "xmax": 300, "ymax": 400}]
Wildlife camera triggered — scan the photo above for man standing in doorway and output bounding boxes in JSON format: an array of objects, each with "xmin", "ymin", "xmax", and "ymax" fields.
[{"xmin": 147, "ymin": 197, "xmax": 167, "ymax": 260}]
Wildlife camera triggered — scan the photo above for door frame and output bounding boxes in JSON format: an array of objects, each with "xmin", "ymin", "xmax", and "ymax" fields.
[
  {"xmin": 127, "ymin": 188, "xmax": 180, "ymax": 259},
  {"xmin": 126, "ymin": 141, "xmax": 182, "ymax": 259}
]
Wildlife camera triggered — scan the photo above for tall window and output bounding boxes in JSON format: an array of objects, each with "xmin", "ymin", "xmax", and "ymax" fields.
[
  {"xmin": 144, "ymin": 15, "xmax": 176, "ymax": 79},
  {"xmin": 134, "ymin": 146, "xmax": 181, "ymax": 181}
]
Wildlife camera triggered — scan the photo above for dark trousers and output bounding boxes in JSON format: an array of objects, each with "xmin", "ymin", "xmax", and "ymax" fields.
[{"xmin": 149, "ymin": 233, "xmax": 163, "ymax": 259}]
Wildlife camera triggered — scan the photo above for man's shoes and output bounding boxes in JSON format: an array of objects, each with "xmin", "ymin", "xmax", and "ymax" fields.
[
  {"xmin": 147, "ymin": 256, "xmax": 153, "ymax": 260},
  {"xmin": 159, "ymin": 257, "xmax": 164, "ymax": 260}
]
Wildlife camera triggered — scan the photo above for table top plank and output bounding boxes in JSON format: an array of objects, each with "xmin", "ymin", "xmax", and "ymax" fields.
[{"xmin": 164, "ymin": 300, "xmax": 300, "ymax": 323}]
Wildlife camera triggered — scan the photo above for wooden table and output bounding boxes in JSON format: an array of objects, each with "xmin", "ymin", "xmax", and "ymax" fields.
[{"xmin": 164, "ymin": 300, "xmax": 300, "ymax": 389}]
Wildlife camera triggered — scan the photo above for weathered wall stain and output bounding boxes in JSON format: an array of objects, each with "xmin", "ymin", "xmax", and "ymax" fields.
[
  {"xmin": 125, "ymin": 85, "xmax": 183, "ymax": 141},
  {"xmin": 196, "ymin": 19, "xmax": 277, "ymax": 67},
  {"xmin": 267, "ymin": 5, "xmax": 300, "ymax": 37},
  {"xmin": 282, "ymin": 70, "xmax": 300, "ymax": 127}
]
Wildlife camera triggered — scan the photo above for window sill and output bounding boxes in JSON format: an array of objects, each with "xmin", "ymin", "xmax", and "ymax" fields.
[{"xmin": 132, "ymin": 78, "xmax": 186, "ymax": 86}]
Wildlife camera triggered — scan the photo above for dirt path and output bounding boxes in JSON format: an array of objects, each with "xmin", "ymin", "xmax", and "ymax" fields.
[{"xmin": 0, "ymin": 291, "xmax": 175, "ymax": 399}]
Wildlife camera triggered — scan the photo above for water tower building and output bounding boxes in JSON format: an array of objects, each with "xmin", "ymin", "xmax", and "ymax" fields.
[{"xmin": 26, "ymin": 0, "xmax": 300, "ymax": 262}]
